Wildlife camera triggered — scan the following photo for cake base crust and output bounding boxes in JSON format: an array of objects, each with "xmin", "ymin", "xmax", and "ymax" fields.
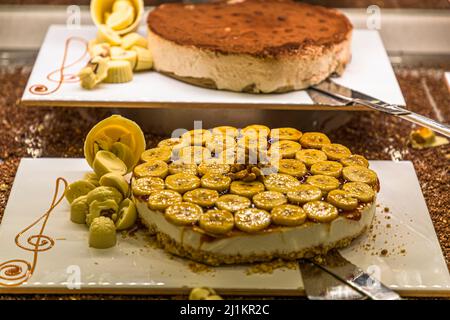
[
  {"xmin": 150, "ymin": 226, "xmax": 366, "ymax": 266},
  {"xmin": 136, "ymin": 198, "xmax": 375, "ymax": 266}
]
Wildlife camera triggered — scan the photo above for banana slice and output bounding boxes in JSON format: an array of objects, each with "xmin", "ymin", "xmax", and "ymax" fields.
[
  {"xmin": 104, "ymin": 60, "xmax": 133, "ymax": 83},
  {"xmin": 165, "ymin": 173, "xmax": 201, "ymax": 194},
  {"xmin": 234, "ymin": 208, "xmax": 271, "ymax": 233},
  {"xmin": 270, "ymin": 128, "xmax": 302, "ymax": 141},
  {"xmin": 111, "ymin": 48, "xmax": 137, "ymax": 69},
  {"xmin": 132, "ymin": 177, "xmax": 165, "ymax": 196},
  {"xmin": 99, "ymin": 172, "xmax": 129, "ymax": 196},
  {"xmin": 342, "ymin": 182, "xmax": 375, "ymax": 202},
  {"xmin": 182, "ymin": 129, "xmax": 212, "ymax": 146},
  {"xmin": 322, "ymin": 143, "xmax": 352, "ymax": 160},
  {"xmin": 158, "ymin": 137, "xmax": 187, "ymax": 150},
  {"xmin": 303, "ymin": 201, "xmax": 339, "ymax": 223},
  {"xmin": 340, "ymin": 155, "xmax": 369, "ymax": 168},
  {"xmin": 133, "ymin": 160, "xmax": 169, "ymax": 179},
  {"xmin": 84, "ymin": 115, "xmax": 146, "ymax": 173},
  {"xmin": 306, "ymin": 175, "xmax": 340, "ymax": 192},
  {"xmin": 183, "ymin": 188, "xmax": 219, "ymax": 207},
  {"xmin": 141, "ymin": 147, "xmax": 172, "ymax": 163},
  {"xmin": 106, "ymin": 5, "xmax": 135, "ymax": 31},
  {"xmin": 199, "ymin": 210, "xmax": 234, "ymax": 234},
  {"xmin": 65, "ymin": 180, "xmax": 97, "ymax": 203},
  {"xmin": 205, "ymin": 134, "xmax": 236, "ymax": 154},
  {"xmin": 326, "ymin": 190, "xmax": 358, "ymax": 210},
  {"xmin": 148, "ymin": 190, "xmax": 182, "ymax": 211},
  {"xmin": 271, "ymin": 204, "xmax": 307, "ymax": 226},
  {"xmin": 269, "ymin": 140, "xmax": 302, "ymax": 158},
  {"xmin": 70, "ymin": 195, "xmax": 89, "ymax": 224},
  {"xmin": 86, "ymin": 186, "xmax": 123, "ymax": 206},
  {"xmin": 115, "ymin": 198, "xmax": 137, "ymax": 230},
  {"xmin": 212, "ymin": 126, "xmax": 239, "ymax": 138},
  {"xmin": 263, "ymin": 174, "xmax": 301, "ymax": 193},
  {"xmin": 165, "ymin": 202, "xmax": 203, "ymax": 226},
  {"xmin": 97, "ymin": 24, "xmax": 122, "ymax": 46},
  {"xmin": 178, "ymin": 146, "xmax": 211, "ymax": 164},
  {"xmin": 275, "ymin": 159, "xmax": 307, "ymax": 177},
  {"xmin": 168, "ymin": 161, "xmax": 198, "ymax": 175},
  {"xmin": 299, "ymin": 132, "xmax": 331, "ymax": 149},
  {"xmin": 200, "ymin": 173, "xmax": 231, "ymax": 192},
  {"xmin": 216, "ymin": 148, "xmax": 237, "ymax": 165},
  {"xmin": 237, "ymin": 135, "xmax": 268, "ymax": 152},
  {"xmin": 236, "ymin": 144, "xmax": 268, "ymax": 165},
  {"xmin": 230, "ymin": 181, "xmax": 265, "ymax": 198},
  {"xmin": 287, "ymin": 185, "xmax": 323, "ymax": 204},
  {"xmin": 242, "ymin": 124, "xmax": 270, "ymax": 137},
  {"xmin": 252, "ymin": 191, "xmax": 287, "ymax": 210},
  {"xmin": 112, "ymin": 0, "xmax": 133, "ymax": 12},
  {"xmin": 197, "ymin": 158, "xmax": 230, "ymax": 176},
  {"xmin": 88, "ymin": 42, "xmax": 110, "ymax": 58},
  {"xmin": 310, "ymin": 160, "xmax": 343, "ymax": 178},
  {"xmin": 110, "ymin": 141, "xmax": 135, "ymax": 170},
  {"xmin": 342, "ymin": 165, "xmax": 378, "ymax": 185},
  {"xmin": 295, "ymin": 149, "xmax": 327, "ymax": 167},
  {"xmin": 121, "ymin": 32, "xmax": 148, "ymax": 50},
  {"xmin": 92, "ymin": 150, "xmax": 128, "ymax": 177},
  {"xmin": 131, "ymin": 46, "xmax": 153, "ymax": 71},
  {"xmin": 215, "ymin": 194, "xmax": 251, "ymax": 212}
]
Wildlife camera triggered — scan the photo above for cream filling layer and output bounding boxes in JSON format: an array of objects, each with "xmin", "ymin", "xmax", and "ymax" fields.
[
  {"xmin": 147, "ymin": 28, "xmax": 352, "ymax": 93},
  {"xmin": 136, "ymin": 199, "xmax": 375, "ymax": 256}
]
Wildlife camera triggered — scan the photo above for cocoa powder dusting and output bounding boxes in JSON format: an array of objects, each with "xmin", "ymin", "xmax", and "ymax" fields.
[{"xmin": 148, "ymin": 0, "xmax": 352, "ymax": 57}]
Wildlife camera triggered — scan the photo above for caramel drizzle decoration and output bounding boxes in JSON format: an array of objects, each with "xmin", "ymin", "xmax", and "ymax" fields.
[
  {"xmin": 29, "ymin": 36, "xmax": 88, "ymax": 95},
  {"xmin": 0, "ymin": 178, "xmax": 68, "ymax": 287}
]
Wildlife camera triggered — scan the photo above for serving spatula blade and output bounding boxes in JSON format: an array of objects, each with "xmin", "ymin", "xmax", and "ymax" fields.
[
  {"xmin": 308, "ymin": 79, "xmax": 450, "ymax": 137},
  {"xmin": 303, "ymin": 250, "xmax": 402, "ymax": 300},
  {"xmin": 299, "ymin": 259, "xmax": 366, "ymax": 300}
]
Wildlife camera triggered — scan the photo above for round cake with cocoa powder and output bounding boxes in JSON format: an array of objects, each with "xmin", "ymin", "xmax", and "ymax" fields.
[{"xmin": 147, "ymin": 0, "xmax": 353, "ymax": 93}]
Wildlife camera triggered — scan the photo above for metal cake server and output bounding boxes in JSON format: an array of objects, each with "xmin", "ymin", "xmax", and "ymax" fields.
[
  {"xmin": 299, "ymin": 259, "xmax": 365, "ymax": 300},
  {"xmin": 308, "ymin": 79, "xmax": 450, "ymax": 138},
  {"xmin": 300, "ymin": 250, "xmax": 402, "ymax": 300}
]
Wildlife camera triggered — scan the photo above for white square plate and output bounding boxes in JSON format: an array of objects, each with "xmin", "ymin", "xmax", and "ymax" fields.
[
  {"xmin": 21, "ymin": 25, "xmax": 405, "ymax": 109},
  {"xmin": 0, "ymin": 159, "xmax": 448, "ymax": 296}
]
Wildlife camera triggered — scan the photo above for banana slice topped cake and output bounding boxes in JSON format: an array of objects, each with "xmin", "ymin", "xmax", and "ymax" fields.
[
  {"xmin": 147, "ymin": 0, "xmax": 352, "ymax": 93},
  {"xmin": 132, "ymin": 126, "xmax": 379, "ymax": 266}
]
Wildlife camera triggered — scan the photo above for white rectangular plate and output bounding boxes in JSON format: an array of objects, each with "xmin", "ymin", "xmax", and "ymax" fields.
[
  {"xmin": 21, "ymin": 25, "xmax": 405, "ymax": 109},
  {"xmin": 0, "ymin": 158, "xmax": 448, "ymax": 296}
]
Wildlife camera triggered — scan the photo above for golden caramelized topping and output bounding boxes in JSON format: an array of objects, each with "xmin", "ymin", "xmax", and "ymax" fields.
[{"xmin": 132, "ymin": 125, "xmax": 378, "ymax": 234}]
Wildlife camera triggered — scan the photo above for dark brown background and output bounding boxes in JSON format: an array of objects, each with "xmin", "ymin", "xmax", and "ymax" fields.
[{"xmin": 0, "ymin": 0, "xmax": 449, "ymax": 9}]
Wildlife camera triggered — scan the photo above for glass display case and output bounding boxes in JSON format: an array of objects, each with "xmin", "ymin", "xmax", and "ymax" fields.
[{"xmin": 0, "ymin": 0, "xmax": 448, "ymax": 302}]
